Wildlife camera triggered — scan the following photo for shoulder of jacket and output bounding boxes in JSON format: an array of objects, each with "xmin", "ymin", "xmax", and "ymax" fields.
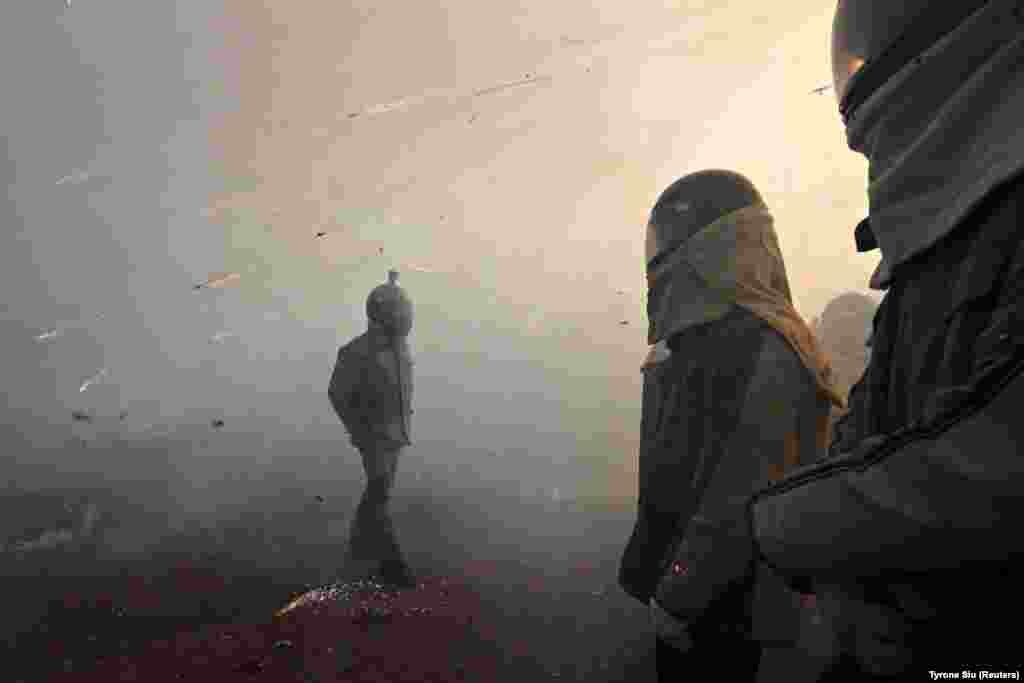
[{"xmin": 339, "ymin": 333, "xmax": 370, "ymax": 357}]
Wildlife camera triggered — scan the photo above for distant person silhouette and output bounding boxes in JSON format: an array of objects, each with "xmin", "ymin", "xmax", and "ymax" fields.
[
  {"xmin": 329, "ymin": 270, "xmax": 415, "ymax": 588},
  {"xmin": 811, "ymin": 292, "xmax": 877, "ymax": 438}
]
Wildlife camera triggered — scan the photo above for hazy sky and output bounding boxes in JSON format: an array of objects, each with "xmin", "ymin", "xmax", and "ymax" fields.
[{"xmin": 1, "ymin": 1, "xmax": 878, "ymax": 505}]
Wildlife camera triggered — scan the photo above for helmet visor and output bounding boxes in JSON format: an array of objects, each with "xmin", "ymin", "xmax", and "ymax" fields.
[
  {"xmin": 831, "ymin": 0, "xmax": 868, "ymax": 104},
  {"xmin": 831, "ymin": 0, "xmax": 933, "ymax": 106}
]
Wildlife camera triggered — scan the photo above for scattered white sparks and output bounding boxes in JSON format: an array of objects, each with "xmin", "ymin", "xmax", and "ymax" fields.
[
  {"xmin": 35, "ymin": 328, "xmax": 63, "ymax": 342},
  {"xmin": 8, "ymin": 529, "xmax": 75, "ymax": 553},
  {"xmin": 471, "ymin": 73, "xmax": 552, "ymax": 98},
  {"xmin": 35, "ymin": 313, "xmax": 104, "ymax": 342},
  {"xmin": 274, "ymin": 579, "xmax": 427, "ymax": 618},
  {"xmin": 363, "ymin": 94, "xmax": 431, "ymax": 117},
  {"xmin": 345, "ymin": 73, "xmax": 552, "ymax": 121},
  {"xmin": 79, "ymin": 368, "xmax": 108, "ymax": 393},
  {"xmin": 55, "ymin": 170, "xmax": 92, "ymax": 186}
]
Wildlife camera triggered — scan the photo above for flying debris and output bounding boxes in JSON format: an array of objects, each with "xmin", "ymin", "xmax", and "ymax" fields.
[
  {"xmin": 345, "ymin": 72, "xmax": 552, "ymax": 121},
  {"xmin": 345, "ymin": 93, "xmax": 431, "ymax": 119},
  {"xmin": 810, "ymin": 84, "xmax": 832, "ymax": 95},
  {"xmin": 79, "ymin": 368, "xmax": 108, "ymax": 393},
  {"xmin": 378, "ymin": 247, "xmax": 384, "ymax": 255},
  {"xmin": 71, "ymin": 410, "xmax": 93, "ymax": 423},
  {"xmin": 34, "ymin": 328, "xmax": 63, "ymax": 342},
  {"xmin": 7, "ymin": 529, "xmax": 75, "ymax": 554},
  {"xmin": 210, "ymin": 331, "xmax": 236, "ymax": 344},
  {"xmin": 211, "ymin": 419, "xmax": 225, "ymax": 429},
  {"xmin": 119, "ymin": 411, "xmax": 129, "ymax": 421},
  {"xmin": 138, "ymin": 423, "xmax": 173, "ymax": 439},
  {"xmin": 619, "ymin": 320, "xmax": 629, "ymax": 326},
  {"xmin": 35, "ymin": 312, "xmax": 105, "ymax": 342},
  {"xmin": 406, "ymin": 265, "xmax": 438, "ymax": 274},
  {"xmin": 315, "ymin": 231, "xmax": 328, "ymax": 238},
  {"xmin": 560, "ymin": 35, "xmax": 588, "ymax": 47},
  {"xmin": 471, "ymin": 73, "xmax": 552, "ymax": 98},
  {"xmin": 314, "ymin": 495, "xmax": 325, "ymax": 503},
  {"xmin": 55, "ymin": 170, "xmax": 93, "ymax": 186},
  {"xmin": 194, "ymin": 272, "xmax": 241, "ymax": 290}
]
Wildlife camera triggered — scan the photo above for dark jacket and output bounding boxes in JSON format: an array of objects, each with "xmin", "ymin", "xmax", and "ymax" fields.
[
  {"xmin": 328, "ymin": 332, "xmax": 413, "ymax": 451},
  {"xmin": 750, "ymin": 173, "xmax": 1024, "ymax": 673},
  {"xmin": 619, "ymin": 307, "xmax": 829, "ymax": 645}
]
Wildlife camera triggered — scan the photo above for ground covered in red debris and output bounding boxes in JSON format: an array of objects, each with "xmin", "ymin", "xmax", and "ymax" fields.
[
  {"xmin": 4, "ymin": 489, "xmax": 656, "ymax": 682},
  {"xmin": 48, "ymin": 575, "xmax": 503, "ymax": 682}
]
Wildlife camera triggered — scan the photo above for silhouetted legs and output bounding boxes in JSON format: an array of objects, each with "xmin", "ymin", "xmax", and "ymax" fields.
[{"xmin": 343, "ymin": 445, "xmax": 415, "ymax": 587}]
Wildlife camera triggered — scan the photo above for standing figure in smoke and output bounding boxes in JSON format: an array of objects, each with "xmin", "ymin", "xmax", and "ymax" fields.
[
  {"xmin": 749, "ymin": 1, "xmax": 1024, "ymax": 678},
  {"xmin": 618, "ymin": 170, "xmax": 844, "ymax": 681},
  {"xmin": 811, "ymin": 291, "xmax": 879, "ymax": 435},
  {"xmin": 328, "ymin": 270, "xmax": 416, "ymax": 588}
]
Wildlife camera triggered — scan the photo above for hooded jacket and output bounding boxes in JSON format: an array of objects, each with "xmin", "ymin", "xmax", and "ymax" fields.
[
  {"xmin": 329, "ymin": 275, "xmax": 414, "ymax": 451},
  {"xmin": 748, "ymin": 4, "xmax": 1024, "ymax": 666},
  {"xmin": 329, "ymin": 332, "xmax": 413, "ymax": 452},
  {"xmin": 619, "ymin": 202, "xmax": 838, "ymax": 646},
  {"xmin": 845, "ymin": 0, "xmax": 1024, "ymax": 289},
  {"xmin": 750, "ymin": 175, "xmax": 1024, "ymax": 675}
]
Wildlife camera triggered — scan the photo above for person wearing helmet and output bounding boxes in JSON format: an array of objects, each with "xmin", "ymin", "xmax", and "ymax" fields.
[
  {"xmin": 617, "ymin": 170, "xmax": 843, "ymax": 681},
  {"xmin": 328, "ymin": 269, "xmax": 416, "ymax": 588},
  {"xmin": 749, "ymin": 1, "xmax": 1024, "ymax": 678},
  {"xmin": 812, "ymin": 292, "xmax": 879, "ymax": 436}
]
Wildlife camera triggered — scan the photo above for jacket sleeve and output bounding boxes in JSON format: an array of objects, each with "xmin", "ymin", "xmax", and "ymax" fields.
[
  {"xmin": 618, "ymin": 351, "xmax": 680, "ymax": 604},
  {"xmin": 751, "ymin": 354, "xmax": 1024, "ymax": 582},
  {"xmin": 328, "ymin": 346, "xmax": 365, "ymax": 433},
  {"xmin": 653, "ymin": 333, "xmax": 812, "ymax": 622}
]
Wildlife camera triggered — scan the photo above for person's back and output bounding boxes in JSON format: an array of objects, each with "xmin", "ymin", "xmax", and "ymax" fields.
[
  {"xmin": 330, "ymin": 330, "xmax": 412, "ymax": 452},
  {"xmin": 328, "ymin": 270, "xmax": 416, "ymax": 588}
]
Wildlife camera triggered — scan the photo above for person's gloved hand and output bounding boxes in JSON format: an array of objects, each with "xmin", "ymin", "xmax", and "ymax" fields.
[{"xmin": 649, "ymin": 598, "xmax": 693, "ymax": 652}]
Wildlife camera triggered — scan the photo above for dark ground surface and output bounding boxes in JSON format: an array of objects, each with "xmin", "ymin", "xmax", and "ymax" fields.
[
  {"xmin": 0, "ymin": 466, "xmax": 657, "ymax": 683},
  {"xmin": 1, "ymin": 454, "xmax": 822, "ymax": 682}
]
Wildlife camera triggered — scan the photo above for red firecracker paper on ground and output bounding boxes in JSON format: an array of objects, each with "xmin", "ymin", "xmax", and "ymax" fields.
[{"xmin": 49, "ymin": 576, "xmax": 504, "ymax": 682}]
